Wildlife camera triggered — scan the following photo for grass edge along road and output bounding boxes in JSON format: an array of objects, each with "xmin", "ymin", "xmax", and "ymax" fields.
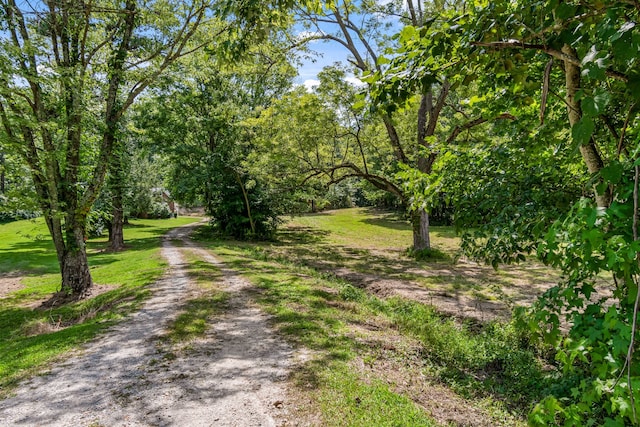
[
  {"xmin": 2, "ymin": 210, "xmax": 552, "ymax": 426},
  {"xmin": 0, "ymin": 216, "xmax": 199, "ymax": 398}
]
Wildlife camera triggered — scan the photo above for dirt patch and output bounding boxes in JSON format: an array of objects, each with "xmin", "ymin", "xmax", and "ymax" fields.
[
  {"xmin": 334, "ymin": 267, "xmax": 512, "ymax": 322},
  {"xmin": 0, "ymin": 274, "xmax": 25, "ymax": 298},
  {"xmin": 269, "ymin": 239, "xmax": 560, "ymax": 323}
]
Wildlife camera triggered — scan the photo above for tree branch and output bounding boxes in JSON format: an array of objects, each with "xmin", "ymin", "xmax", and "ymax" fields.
[
  {"xmin": 473, "ymin": 40, "xmax": 628, "ymax": 82},
  {"xmin": 321, "ymin": 162, "xmax": 404, "ymax": 200},
  {"xmin": 446, "ymin": 113, "xmax": 517, "ymax": 144}
]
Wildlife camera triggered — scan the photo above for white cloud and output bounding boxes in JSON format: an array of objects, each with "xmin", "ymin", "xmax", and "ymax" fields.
[
  {"xmin": 303, "ymin": 79, "xmax": 320, "ymax": 92},
  {"xmin": 345, "ymin": 76, "xmax": 365, "ymax": 87},
  {"xmin": 295, "ymin": 30, "xmax": 325, "ymax": 43}
]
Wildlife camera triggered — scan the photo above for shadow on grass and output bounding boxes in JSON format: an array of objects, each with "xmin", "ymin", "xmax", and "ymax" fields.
[
  {"xmin": 0, "ymin": 240, "xmax": 59, "ymax": 275},
  {"xmin": 1, "ymin": 225, "xmax": 173, "ymax": 277},
  {"xmin": 264, "ymin": 222, "xmax": 553, "ymax": 312},
  {"xmin": 0, "ymin": 280, "xmax": 151, "ymax": 396},
  {"xmin": 360, "ymin": 210, "xmax": 411, "ymax": 231},
  {"xmin": 276, "ymin": 226, "xmax": 330, "ymax": 245}
]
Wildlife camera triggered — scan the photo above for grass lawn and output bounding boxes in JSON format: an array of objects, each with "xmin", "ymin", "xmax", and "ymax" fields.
[
  {"xmin": 1, "ymin": 209, "xmax": 556, "ymax": 425},
  {"xmin": 271, "ymin": 208, "xmax": 560, "ymax": 318},
  {"xmin": 0, "ymin": 216, "xmax": 199, "ymax": 397},
  {"xmin": 285, "ymin": 207, "xmax": 458, "ymax": 254}
]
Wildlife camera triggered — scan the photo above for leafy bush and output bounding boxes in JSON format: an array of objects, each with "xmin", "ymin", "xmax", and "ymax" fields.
[
  {"xmin": 149, "ymin": 201, "xmax": 172, "ymax": 219},
  {"xmin": 86, "ymin": 209, "xmax": 111, "ymax": 237},
  {"xmin": 0, "ymin": 209, "xmax": 40, "ymax": 223},
  {"xmin": 206, "ymin": 176, "xmax": 281, "ymax": 240},
  {"xmin": 527, "ymin": 161, "xmax": 640, "ymax": 426}
]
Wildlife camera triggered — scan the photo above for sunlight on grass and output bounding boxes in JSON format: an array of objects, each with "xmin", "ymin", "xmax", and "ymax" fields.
[
  {"xmin": 195, "ymin": 234, "xmax": 536, "ymax": 425},
  {"xmin": 287, "ymin": 208, "xmax": 460, "ymax": 255},
  {"xmin": 188, "ymin": 208, "xmax": 558, "ymax": 425},
  {"xmin": 271, "ymin": 208, "xmax": 559, "ymax": 315}
]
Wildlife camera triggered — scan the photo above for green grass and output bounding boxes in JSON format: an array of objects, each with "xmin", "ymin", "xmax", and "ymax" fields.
[
  {"xmin": 318, "ymin": 365, "xmax": 438, "ymax": 426},
  {"xmin": 193, "ymin": 230, "xmax": 544, "ymax": 425},
  {"xmin": 0, "ymin": 219, "xmax": 59, "ymax": 275},
  {"xmin": 274, "ymin": 208, "xmax": 560, "ymax": 309},
  {"xmin": 0, "ymin": 216, "xmax": 199, "ymax": 397},
  {"xmin": 194, "ymin": 239, "xmax": 439, "ymax": 425},
  {"xmin": 286, "ymin": 207, "xmax": 459, "ymax": 255}
]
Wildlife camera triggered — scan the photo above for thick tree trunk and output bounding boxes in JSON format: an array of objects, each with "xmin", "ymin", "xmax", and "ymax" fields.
[
  {"xmin": 109, "ymin": 204, "xmax": 125, "ymax": 250},
  {"xmin": 108, "ymin": 190, "xmax": 125, "ymax": 251},
  {"xmin": 411, "ymin": 209, "xmax": 431, "ymax": 251},
  {"xmin": 409, "ymin": 91, "xmax": 443, "ymax": 252},
  {"xmin": 60, "ymin": 220, "xmax": 92, "ymax": 297}
]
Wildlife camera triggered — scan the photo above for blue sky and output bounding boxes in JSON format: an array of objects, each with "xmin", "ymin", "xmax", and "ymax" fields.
[
  {"xmin": 292, "ymin": 7, "xmax": 402, "ymax": 91},
  {"xmin": 295, "ymin": 39, "xmax": 349, "ymax": 89}
]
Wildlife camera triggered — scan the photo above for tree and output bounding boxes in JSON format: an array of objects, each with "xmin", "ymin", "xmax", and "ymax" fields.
[
  {"xmin": 137, "ymin": 39, "xmax": 299, "ymax": 239},
  {"xmin": 247, "ymin": 82, "xmax": 351, "ymax": 212},
  {"xmin": 463, "ymin": 2, "xmax": 640, "ymax": 423},
  {"xmin": 366, "ymin": 1, "xmax": 640, "ymax": 423},
  {"xmin": 0, "ymin": 0, "xmax": 309, "ymax": 298},
  {"xmin": 297, "ymin": 0, "xmax": 515, "ymax": 251}
]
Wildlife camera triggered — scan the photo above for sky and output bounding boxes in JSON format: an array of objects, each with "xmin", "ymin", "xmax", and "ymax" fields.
[
  {"xmin": 294, "ymin": 38, "xmax": 356, "ymax": 91},
  {"xmin": 291, "ymin": 7, "xmax": 402, "ymax": 91}
]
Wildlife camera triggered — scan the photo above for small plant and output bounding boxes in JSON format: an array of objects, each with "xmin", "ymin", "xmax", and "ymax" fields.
[{"xmin": 338, "ymin": 283, "xmax": 366, "ymax": 302}]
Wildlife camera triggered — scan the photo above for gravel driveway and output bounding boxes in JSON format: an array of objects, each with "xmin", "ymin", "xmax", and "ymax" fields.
[{"xmin": 0, "ymin": 222, "xmax": 293, "ymax": 426}]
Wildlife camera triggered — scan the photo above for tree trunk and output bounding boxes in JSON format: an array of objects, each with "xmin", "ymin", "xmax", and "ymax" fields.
[
  {"xmin": 562, "ymin": 44, "xmax": 611, "ymax": 207},
  {"xmin": 0, "ymin": 152, "xmax": 5, "ymax": 193},
  {"xmin": 412, "ymin": 209, "xmax": 431, "ymax": 251},
  {"xmin": 60, "ymin": 220, "xmax": 92, "ymax": 297},
  {"xmin": 409, "ymin": 90, "xmax": 441, "ymax": 252},
  {"xmin": 235, "ymin": 172, "xmax": 256, "ymax": 235},
  {"xmin": 108, "ymin": 186, "xmax": 125, "ymax": 250}
]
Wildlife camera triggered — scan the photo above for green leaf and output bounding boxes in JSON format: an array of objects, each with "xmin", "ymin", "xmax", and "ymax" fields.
[
  {"xmin": 572, "ymin": 117, "xmax": 595, "ymax": 145},
  {"xmin": 627, "ymin": 72, "xmax": 640, "ymax": 101},
  {"xmin": 582, "ymin": 89, "xmax": 611, "ymax": 117},
  {"xmin": 376, "ymin": 56, "xmax": 390, "ymax": 66},
  {"xmin": 601, "ymin": 161, "xmax": 624, "ymax": 184},
  {"xmin": 555, "ymin": 3, "xmax": 577, "ymax": 20},
  {"xmin": 610, "ymin": 21, "xmax": 636, "ymax": 42},
  {"xmin": 399, "ymin": 25, "xmax": 417, "ymax": 43}
]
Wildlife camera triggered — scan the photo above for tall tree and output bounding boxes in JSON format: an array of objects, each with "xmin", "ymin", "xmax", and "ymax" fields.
[
  {"xmin": 0, "ymin": 0, "xmax": 314, "ymax": 297},
  {"xmin": 137, "ymin": 39, "xmax": 299, "ymax": 239},
  {"xmin": 296, "ymin": 0, "xmax": 515, "ymax": 250},
  {"xmin": 0, "ymin": 0, "xmax": 224, "ymax": 297}
]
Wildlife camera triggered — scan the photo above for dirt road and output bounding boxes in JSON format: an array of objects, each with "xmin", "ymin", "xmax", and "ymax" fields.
[{"xmin": 0, "ymin": 222, "xmax": 293, "ymax": 426}]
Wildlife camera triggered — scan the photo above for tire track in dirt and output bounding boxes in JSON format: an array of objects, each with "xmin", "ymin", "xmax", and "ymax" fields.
[{"xmin": 0, "ymin": 222, "xmax": 293, "ymax": 426}]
